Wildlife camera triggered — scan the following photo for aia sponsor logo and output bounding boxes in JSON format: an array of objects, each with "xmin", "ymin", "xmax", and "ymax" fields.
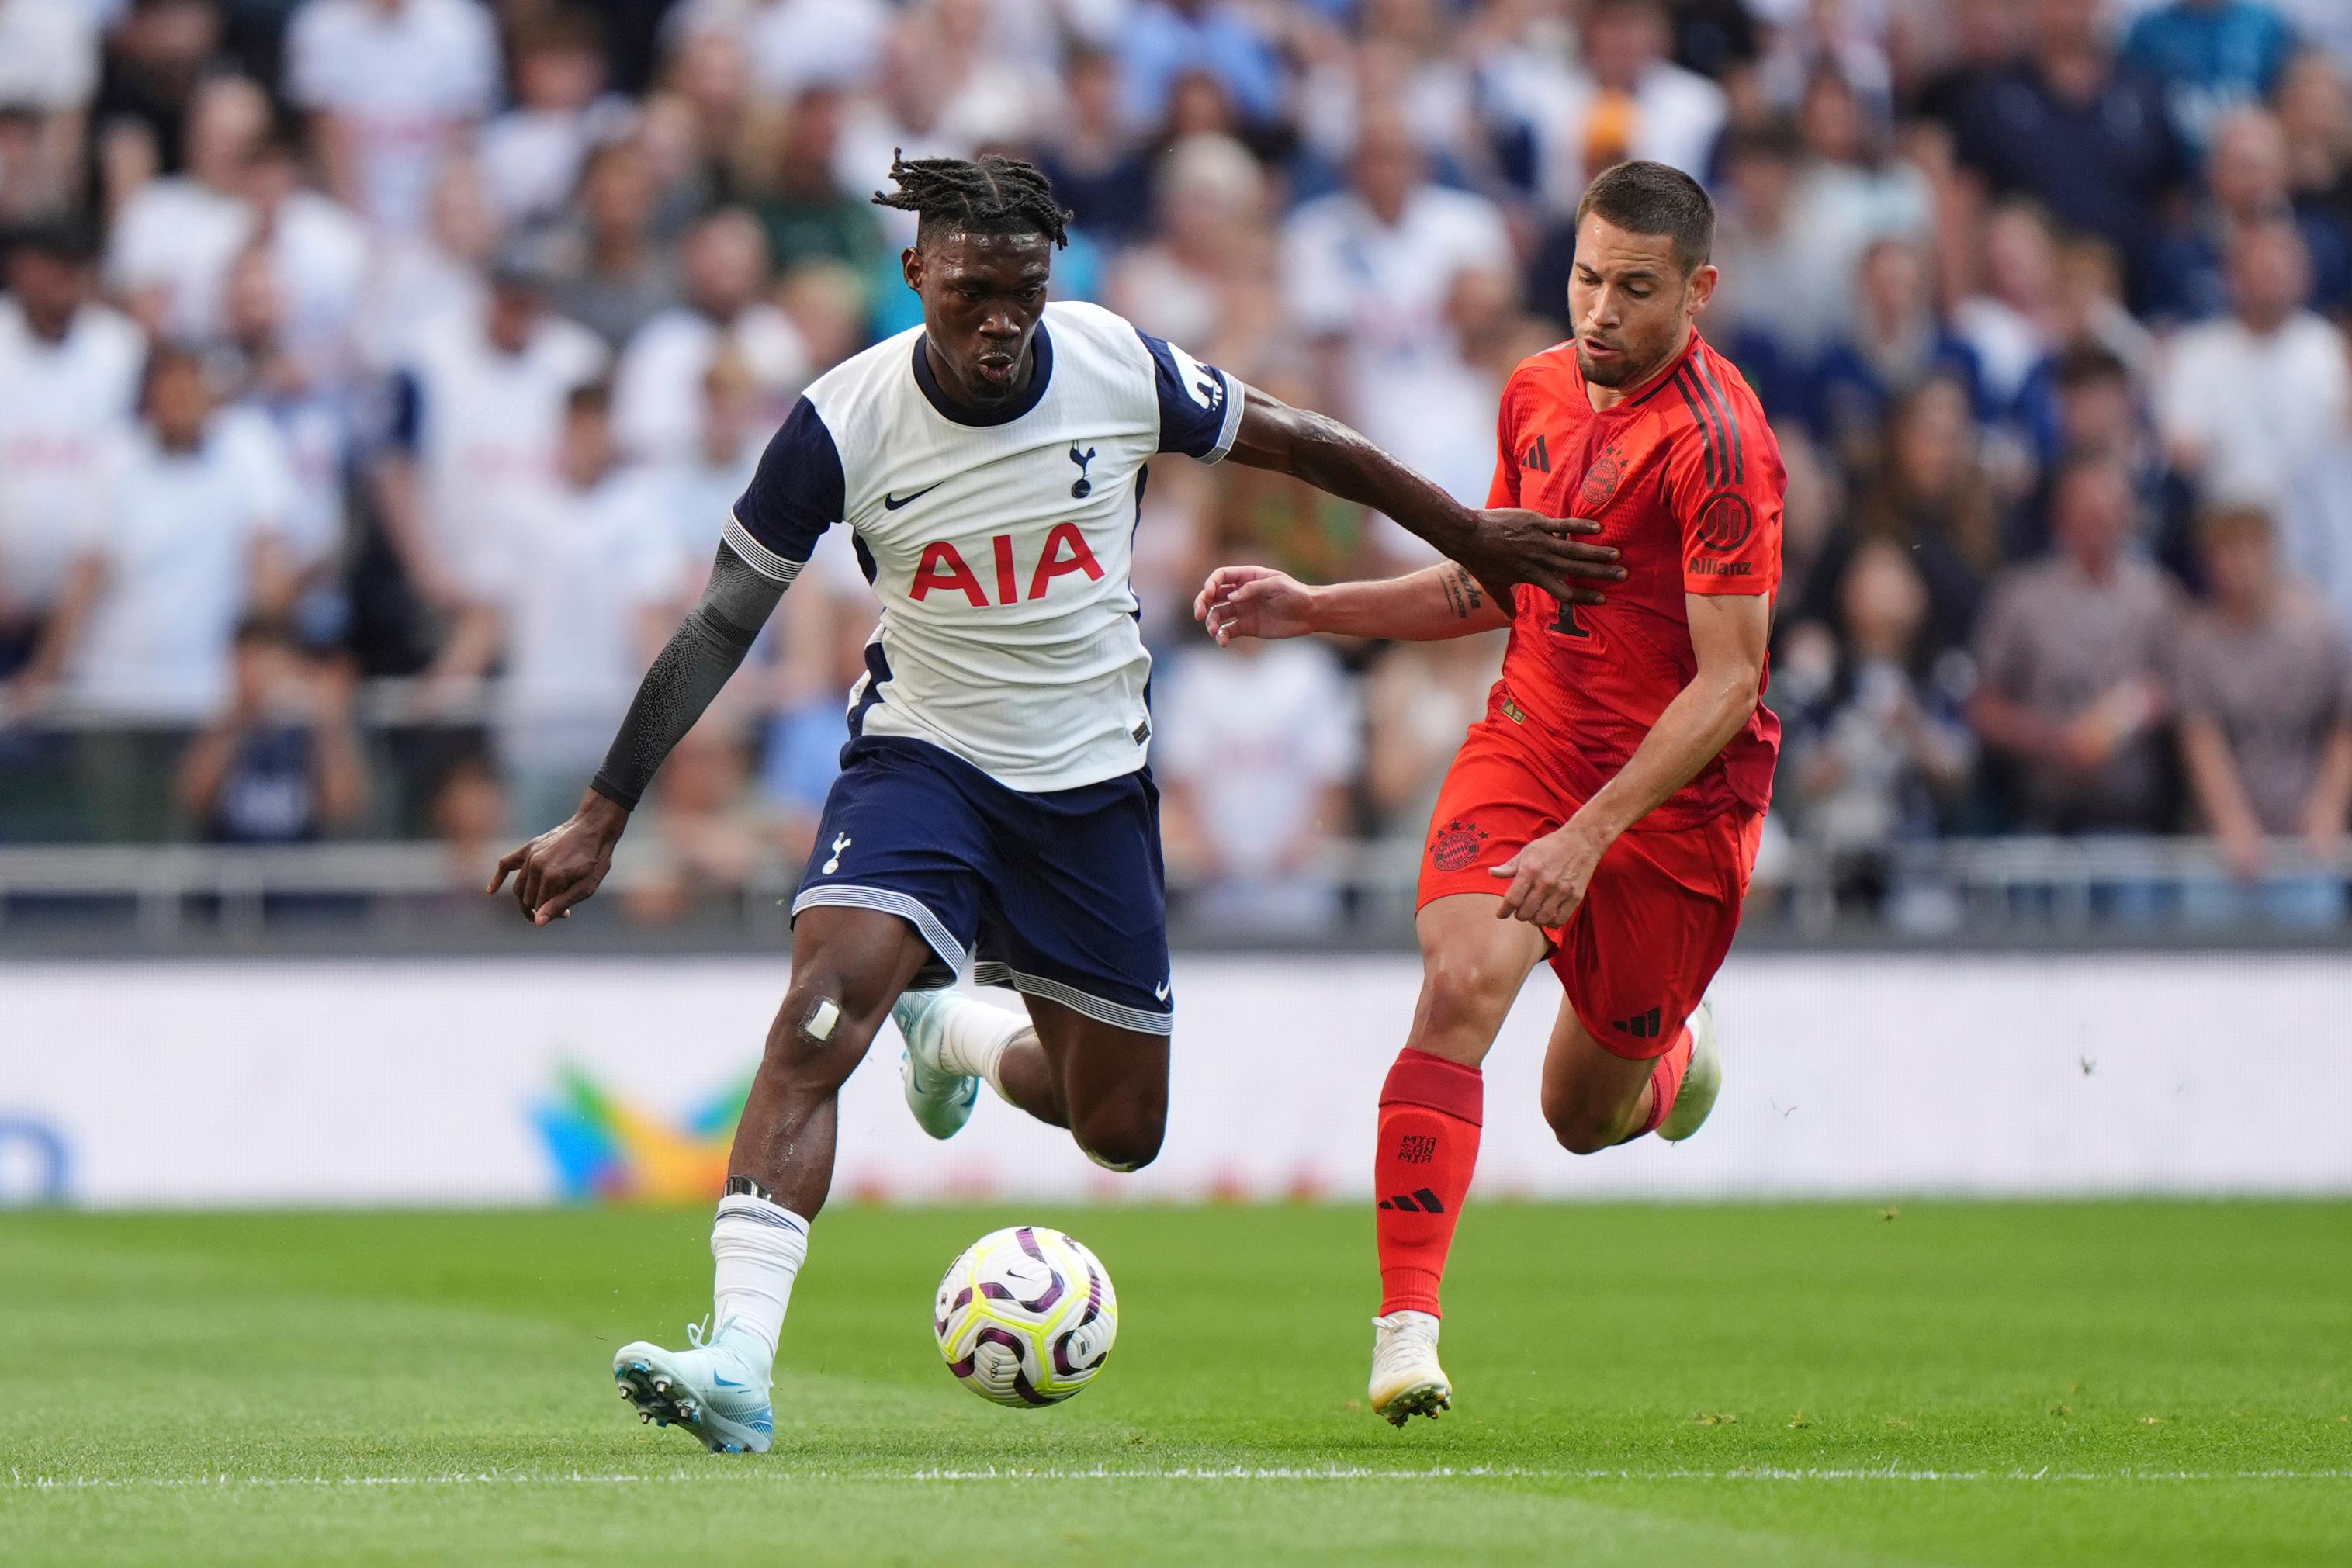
[
  {"xmin": 910, "ymin": 524, "xmax": 1103, "ymax": 606},
  {"xmin": 1429, "ymin": 819, "xmax": 1488, "ymax": 873},
  {"xmin": 1579, "ymin": 445, "xmax": 1627, "ymax": 510}
]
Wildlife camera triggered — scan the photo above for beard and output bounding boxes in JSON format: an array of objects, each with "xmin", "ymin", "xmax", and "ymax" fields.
[{"xmin": 1575, "ymin": 335, "xmax": 1652, "ymax": 387}]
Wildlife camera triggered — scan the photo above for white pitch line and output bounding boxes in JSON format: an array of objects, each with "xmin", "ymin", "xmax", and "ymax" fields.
[{"xmin": 5, "ymin": 1466, "xmax": 2350, "ymax": 1492}]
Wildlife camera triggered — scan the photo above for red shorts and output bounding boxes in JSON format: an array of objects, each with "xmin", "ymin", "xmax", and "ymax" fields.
[{"xmin": 1417, "ymin": 712, "xmax": 1765, "ymax": 1062}]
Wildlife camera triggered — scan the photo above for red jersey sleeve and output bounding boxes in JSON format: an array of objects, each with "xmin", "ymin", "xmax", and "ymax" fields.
[
  {"xmin": 1662, "ymin": 356, "xmax": 1784, "ymax": 599},
  {"xmin": 1486, "ymin": 370, "xmax": 1523, "ymax": 509}
]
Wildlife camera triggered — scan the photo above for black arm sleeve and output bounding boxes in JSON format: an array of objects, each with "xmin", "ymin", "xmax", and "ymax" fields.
[{"xmin": 588, "ymin": 542, "xmax": 789, "ymax": 809}]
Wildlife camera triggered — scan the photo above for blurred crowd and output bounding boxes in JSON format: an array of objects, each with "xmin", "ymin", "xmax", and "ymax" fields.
[{"xmin": 4, "ymin": 0, "xmax": 2352, "ymax": 931}]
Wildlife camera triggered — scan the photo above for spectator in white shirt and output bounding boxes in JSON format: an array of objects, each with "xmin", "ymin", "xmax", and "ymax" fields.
[
  {"xmin": 669, "ymin": 0, "xmax": 892, "ymax": 105},
  {"xmin": 0, "ymin": 0, "xmax": 98, "ymax": 224},
  {"xmin": 283, "ymin": 0, "xmax": 501, "ymax": 234},
  {"xmin": 220, "ymin": 244, "xmax": 351, "ymax": 639},
  {"xmin": 240, "ymin": 128, "xmax": 372, "ymax": 387},
  {"xmin": 2162, "ymin": 216, "xmax": 2352, "ymax": 511},
  {"xmin": 613, "ymin": 206, "xmax": 809, "ymax": 464},
  {"xmin": 482, "ymin": 382, "xmax": 684, "ymax": 832},
  {"xmin": 371, "ymin": 248, "xmax": 608, "ymax": 629},
  {"xmin": 357, "ymin": 154, "xmax": 496, "ymax": 371},
  {"xmin": 2284, "ymin": 354, "xmax": 2352, "ymax": 639},
  {"xmin": 1509, "ymin": 0, "xmax": 1727, "ymax": 210},
  {"xmin": 1106, "ymin": 131, "xmax": 1278, "ymax": 372},
  {"xmin": 1158, "ymin": 635, "xmax": 1363, "ymax": 934},
  {"xmin": 660, "ymin": 349, "xmax": 762, "ymax": 575},
  {"xmin": 106, "ymin": 73, "xmax": 268, "ymax": 347},
  {"xmin": 0, "ymin": 223, "xmax": 144, "ymax": 684},
  {"xmin": 479, "ymin": 9, "xmax": 636, "ymax": 229},
  {"xmin": 28, "ymin": 344, "xmax": 296, "ymax": 726},
  {"xmin": 1283, "ymin": 109, "xmax": 1512, "ymax": 557},
  {"xmin": 1953, "ymin": 199, "xmax": 2063, "ymax": 419}
]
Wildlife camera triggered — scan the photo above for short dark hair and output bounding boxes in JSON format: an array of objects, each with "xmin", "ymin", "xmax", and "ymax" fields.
[
  {"xmin": 2052, "ymin": 343, "xmax": 2130, "ymax": 392},
  {"xmin": 1574, "ymin": 159, "xmax": 1715, "ymax": 275},
  {"xmin": 566, "ymin": 379, "xmax": 614, "ymax": 418},
  {"xmin": 6, "ymin": 215, "xmax": 96, "ymax": 265},
  {"xmin": 872, "ymin": 151, "xmax": 1071, "ymax": 250},
  {"xmin": 232, "ymin": 614, "xmax": 300, "ymax": 651}
]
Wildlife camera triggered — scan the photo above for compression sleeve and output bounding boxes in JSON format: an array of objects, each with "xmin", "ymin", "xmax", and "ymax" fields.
[{"xmin": 588, "ymin": 540, "xmax": 788, "ymax": 809}]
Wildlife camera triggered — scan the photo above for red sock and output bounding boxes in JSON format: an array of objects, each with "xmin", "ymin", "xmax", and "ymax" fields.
[
  {"xmin": 1635, "ymin": 1026, "xmax": 1693, "ymax": 1138},
  {"xmin": 1374, "ymin": 1048, "xmax": 1482, "ymax": 1317}
]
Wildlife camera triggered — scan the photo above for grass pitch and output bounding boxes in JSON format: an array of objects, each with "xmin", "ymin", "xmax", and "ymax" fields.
[{"xmin": 2, "ymin": 1200, "xmax": 2347, "ymax": 1566}]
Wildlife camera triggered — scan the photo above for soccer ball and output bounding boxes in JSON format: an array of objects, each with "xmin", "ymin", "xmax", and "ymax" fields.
[{"xmin": 933, "ymin": 1225, "xmax": 1117, "ymax": 1407}]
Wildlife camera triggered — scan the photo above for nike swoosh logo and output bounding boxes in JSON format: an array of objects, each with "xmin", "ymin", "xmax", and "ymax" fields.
[
  {"xmin": 1154, "ymin": 981, "xmax": 1172, "ymax": 1002},
  {"xmin": 713, "ymin": 1372, "xmax": 745, "ymax": 1388},
  {"xmin": 883, "ymin": 483, "xmax": 943, "ymax": 511}
]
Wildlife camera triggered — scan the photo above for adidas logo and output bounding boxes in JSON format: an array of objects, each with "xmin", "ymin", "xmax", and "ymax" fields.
[
  {"xmin": 1611, "ymin": 1006, "xmax": 1664, "ymax": 1040},
  {"xmin": 1377, "ymin": 1188, "xmax": 1447, "ymax": 1214}
]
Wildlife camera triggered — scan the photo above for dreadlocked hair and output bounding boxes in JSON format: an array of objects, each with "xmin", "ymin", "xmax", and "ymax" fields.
[{"xmin": 871, "ymin": 151, "xmax": 1072, "ymax": 249}]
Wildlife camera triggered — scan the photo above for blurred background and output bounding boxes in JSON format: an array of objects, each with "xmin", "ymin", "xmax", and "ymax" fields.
[{"xmin": 2, "ymin": 0, "xmax": 2350, "ymax": 1208}]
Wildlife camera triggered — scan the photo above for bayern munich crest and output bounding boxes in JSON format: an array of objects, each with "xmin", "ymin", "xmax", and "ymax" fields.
[
  {"xmin": 1430, "ymin": 819, "xmax": 1488, "ymax": 873},
  {"xmin": 1579, "ymin": 445, "xmax": 1628, "ymax": 510}
]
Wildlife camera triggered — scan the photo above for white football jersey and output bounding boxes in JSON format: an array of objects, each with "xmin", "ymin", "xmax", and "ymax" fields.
[{"xmin": 726, "ymin": 300, "xmax": 1243, "ymax": 792}]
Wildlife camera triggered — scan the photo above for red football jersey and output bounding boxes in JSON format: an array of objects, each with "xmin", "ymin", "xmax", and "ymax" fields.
[{"xmin": 1485, "ymin": 331, "xmax": 1784, "ymax": 829}]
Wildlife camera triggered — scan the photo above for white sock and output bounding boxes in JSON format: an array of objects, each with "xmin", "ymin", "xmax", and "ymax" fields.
[
  {"xmin": 710, "ymin": 1192, "xmax": 809, "ymax": 1372},
  {"xmin": 933, "ymin": 993, "xmax": 1034, "ymax": 1103}
]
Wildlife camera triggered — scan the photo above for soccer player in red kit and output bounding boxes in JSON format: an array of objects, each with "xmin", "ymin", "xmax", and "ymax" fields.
[{"xmin": 1195, "ymin": 160, "xmax": 1783, "ymax": 1424}]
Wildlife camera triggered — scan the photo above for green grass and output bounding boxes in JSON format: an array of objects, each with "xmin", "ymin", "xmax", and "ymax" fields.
[{"xmin": 2, "ymin": 1202, "xmax": 2348, "ymax": 1566}]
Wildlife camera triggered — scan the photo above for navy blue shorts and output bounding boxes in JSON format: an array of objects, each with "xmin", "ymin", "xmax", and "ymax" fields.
[{"xmin": 790, "ymin": 736, "xmax": 1173, "ymax": 1035}]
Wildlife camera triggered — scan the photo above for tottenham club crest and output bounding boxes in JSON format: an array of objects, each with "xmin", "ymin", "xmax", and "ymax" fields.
[
  {"xmin": 1068, "ymin": 445, "xmax": 1097, "ymax": 498},
  {"xmin": 1430, "ymin": 819, "xmax": 1488, "ymax": 873}
]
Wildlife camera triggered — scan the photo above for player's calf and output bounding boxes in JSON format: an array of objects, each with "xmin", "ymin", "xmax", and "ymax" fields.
[{"xmin": 1027, "ymin": 1000, "xmax": 1169, "ymax": 1172}]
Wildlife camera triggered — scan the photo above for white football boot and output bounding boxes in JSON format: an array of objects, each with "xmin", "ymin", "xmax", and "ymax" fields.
[
  {"xmin": 893, "ymin": 986, "xmax": 981, "ymax": 1140},
  {"xmin": 612, "ymin": 1320, "xmax": 774, "ymax": 1455},
  {"xmin": 1369, "ymin": 1310, "xmax": 1451, "ymax": 1426},
  {"xmin": 1659, "ymin": 993, "xmax": 1720, "ymax": 1143}
]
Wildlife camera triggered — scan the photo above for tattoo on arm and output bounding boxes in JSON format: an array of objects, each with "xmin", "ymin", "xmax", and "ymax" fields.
[{"xmin": 1443, "ymin": 565, "xmax": 1484, "ymax": 619}]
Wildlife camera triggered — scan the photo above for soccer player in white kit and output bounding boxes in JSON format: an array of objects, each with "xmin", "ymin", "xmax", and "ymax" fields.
[{"xmin": 489, "ymin": 155, "xmax": 1623, "ymax": 1452}]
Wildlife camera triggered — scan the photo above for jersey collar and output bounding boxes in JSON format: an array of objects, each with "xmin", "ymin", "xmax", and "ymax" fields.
[{"xmin": 910, "ymin": 323, "xmax": 1055, "ymax": 427}]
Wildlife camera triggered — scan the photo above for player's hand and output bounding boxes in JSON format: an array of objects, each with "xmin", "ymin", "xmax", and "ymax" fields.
[
  {"xmin": 1459, "ymin": 507, "xmax": 1623, "ymax": 607},
  {"xmin": 1491, "ymin": 822, "xmax": 1608, "ymax": 929},
  {"xmin": 1193, "ymin": 564, "xmax": 1318, "ymax": 645},
  {"xmin": 487, "ymin": 793, "xmax": 629, "ymax": 925}
]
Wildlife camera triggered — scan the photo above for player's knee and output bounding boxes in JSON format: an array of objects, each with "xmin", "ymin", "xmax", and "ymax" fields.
[
  {"xmin": 1541, "ymin": 1086, "xmax": 1622, "ymax": 1156},
  {"xmin": 1414, "ymin": 954, "xmax": 1518, "ymax": 1047},
  {"xmin": 1072, "ymin": 1100, "xmax": 1164, "ymax": 1172}
]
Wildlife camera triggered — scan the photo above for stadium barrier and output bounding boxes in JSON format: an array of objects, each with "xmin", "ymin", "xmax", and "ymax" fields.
[
  {"xmin": 3, "ymin": 952, "xmax": 2346, "ymax": 1207},
  {"xmin": 2, "ymin": 836, "xmax": 2348, "ymax": 940}
]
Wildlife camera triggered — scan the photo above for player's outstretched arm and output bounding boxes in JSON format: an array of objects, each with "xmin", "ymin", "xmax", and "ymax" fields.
[
  {"xmin": 1223, "ymin": 385, "xmax": 1622, "ymax": 607},
  {"xmin": 1194, "ymin": 562, "xmax": 1512, "ymax": 646},
  {"xmin": 487, "ymin": 541, "xmax": 787, "ymax": 924}
]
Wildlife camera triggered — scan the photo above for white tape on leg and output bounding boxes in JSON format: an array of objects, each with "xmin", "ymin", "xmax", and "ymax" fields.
[{"xmin": 805, "ymin": 998, "xmax": 841, "ymax": 1042}]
